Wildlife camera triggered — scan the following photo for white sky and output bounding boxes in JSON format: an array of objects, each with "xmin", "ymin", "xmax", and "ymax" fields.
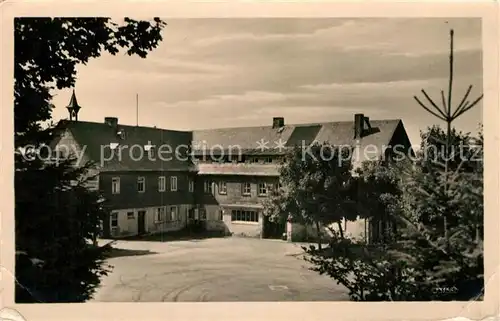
[{"xmin": 51, "ymin": 18, "xmax": 483, "ymax": 146}]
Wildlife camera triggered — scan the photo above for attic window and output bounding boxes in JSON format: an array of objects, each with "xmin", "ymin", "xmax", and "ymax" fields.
[
  {"xmin": 144, "ymin": 141, "xmax": 155, "ymax": 152},
  {"xmin": 116, "ymin": 129, "xmax": 126, "ymax": 140}
]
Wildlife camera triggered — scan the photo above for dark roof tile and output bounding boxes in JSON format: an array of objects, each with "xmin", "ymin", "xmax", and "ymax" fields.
[
  {"xmin": 192, "ymin": 119, "xmax": 402, "ymax": 160},
  {"xmin": 58, "ymin": 120, "xmax": 193, "ymax": 172},
  {"xmin": 56, "ymin": 118, "xmax": 404, "ymax": 173}
]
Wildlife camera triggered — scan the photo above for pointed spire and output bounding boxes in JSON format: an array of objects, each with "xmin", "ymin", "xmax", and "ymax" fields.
[{"xmin": 66, "ymin": 89, "xmax": 82, "ymax": 121}]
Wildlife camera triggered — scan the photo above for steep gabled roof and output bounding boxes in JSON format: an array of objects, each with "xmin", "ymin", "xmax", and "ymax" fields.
[
  {"xmin": 54, "ymin": 117, "xmax": 406, "ymax": 173},
  {"xmin": 192, "ymin": 119, "xmax": 402, "ymax": 160},
  {"xmin": 55, "ymin": 120, "xmax": 193, "ymax": 172},
  {"xmin": 192, "ymin": 125, "xmax": 296, "ymax": 155}
]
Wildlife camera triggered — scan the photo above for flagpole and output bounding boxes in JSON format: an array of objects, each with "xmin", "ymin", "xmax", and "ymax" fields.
[{"xmin": 136, "ymin": 93, "xmax": 139, "ymax": 126}]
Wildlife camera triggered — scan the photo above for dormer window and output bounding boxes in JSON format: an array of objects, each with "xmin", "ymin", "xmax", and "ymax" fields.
[
  {"xmin": 144, "ymin": 141, "xmax": 155, "ymax": 152},
  {"xmin": 116, "ymin": 129, "xmax": 125, "ymax": 140},
  {"xmin": 144, "ymin": 141, "xmax": 156, "ymax": 158}
]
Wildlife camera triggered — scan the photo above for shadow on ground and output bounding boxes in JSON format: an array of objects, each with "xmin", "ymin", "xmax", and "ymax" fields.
[
  {"xmin": 105, "ymin": 247, "xmax": 159, "ymax": 259},
  {"xmin": 103, "ymin": 229, "xmax": 230, "ymax": 243}
]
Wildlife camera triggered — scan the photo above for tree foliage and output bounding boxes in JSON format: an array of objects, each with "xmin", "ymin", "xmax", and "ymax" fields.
[
  {"xmin": 393, "ymin": 126, "xmax": 484, "ymax": 300},
  {"xmin": 15, "ymin": 17, "xmax": 166, "ymax": 146},
  {"xmin": 15, "ymin": 17, "xmax": 166, "ymax": 302},
  {"xmin": 302, "ymin": 126, "xmax": 483, "ymax": 301},
  {"xmin": 263, "ymin": 142, "xmax": 360, "ymax": 248},
  {"xmin": 294, "ymin": 29, "xmax": 484, "ymax": 301},
  {"xmin": 15, "ymin": 157, "xmax": 113, "ymax": 302}
]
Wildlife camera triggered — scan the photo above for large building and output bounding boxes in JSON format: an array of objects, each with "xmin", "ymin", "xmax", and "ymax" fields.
[{"xmin": 52, "ymin": 91, "xmax": 413, "ymax": 242}]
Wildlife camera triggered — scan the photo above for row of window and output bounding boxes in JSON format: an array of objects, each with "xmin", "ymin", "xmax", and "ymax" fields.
[
  {"xmin": 155, "ymin": 206, "xmax": 180, "ymax": 222},
  {"xmin": 110, "ymin": 206, "xmax": 181, "ymax": 227},
  {"xmin": 195, "ymin": 156, "xmax": 284, "ymax": 164},
  {"xmin": 231, "ymin": 210, "xmax": 259, "ymax": 222},
  {"xmin": 111, "ymin": 176, "xmax": 283, "ymax": 196},
  {"xmin": 204, "ymin": 181, "xmax": 282, "ymax": 197},
  {"xmin": 110, "ymin": 207, "xmax": 260, "ymax": 228},
  {"xmin": 111, "ymin": 176, "xmax": 194, "ymax": 194}
]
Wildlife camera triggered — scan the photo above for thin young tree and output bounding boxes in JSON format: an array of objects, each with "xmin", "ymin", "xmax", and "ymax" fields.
[{"xmin": 412, "ymin": 28, "xmax": 483, "ymax": 243}]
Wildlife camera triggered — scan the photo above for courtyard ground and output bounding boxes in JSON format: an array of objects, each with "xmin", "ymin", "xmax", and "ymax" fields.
[{"xmin": 91, "ymin": 237, "xmax": 350, "ymax": 302}]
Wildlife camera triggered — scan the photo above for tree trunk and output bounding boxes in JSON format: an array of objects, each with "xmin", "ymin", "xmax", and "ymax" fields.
[
  {"xmin": 443, "ymin": 120, "xmax": 451, "ymax": 244},
  {"xmin": 337, "ymin": 220, "xmax": 344, "ymax": 239},
  {"xmin": 315, "ymin": 221, "xmax": 322, "ymax": 250}
]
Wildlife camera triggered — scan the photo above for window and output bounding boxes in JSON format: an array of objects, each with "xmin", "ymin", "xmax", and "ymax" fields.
[
  {"xmin": 252, "ymin": 157, "xmax": 259, "ymax": 163},
  {"xmin": 98, "ymin": 220, "xmax": 104, "ymax": 236},
  {"xmin": 156, "ymin": 207, "xmax": 165, "ymax": 222},
  {"xmin": 218, "ymin": 181, "xmax": 227, "ymax": 195},
  {"xmin": 127, "ymin": 212, "xmax": 134, "ymax": 220},
  {"xmin": 258, "ymin": 183, "xmax": 268, "ymax": 196},
  {"xmin": 204, "ymin": 181, "xmax": 213, "ymax": 193},
  {"xmin": 158, "ymin": 176, "xmax": 166, "ymax": 192},
  {"xmin": 144, "ymin": 141, "xmax": 155, "ymax": 153},
  {"xmin": 147, "ymin": 147, "xmax": 155, "ymax": 159},
  {"xmin": 369, "ymin": 217, "xmax": 396, "ymax": 244},
  {"xmin": 200, "ymin": 208, "xmax": 207, "ymax": 220},
  {"xmin": 218, "ymin": 210, "xmax": 224, "ymax": 221},
  {"xmin": 170, "ymin": 176, "xmax": 178, "ymax": 191},
  {"xmin": 188, "ymin": 208, "xmax": 195, "ymax": 220},
  {"xmin": 137, "ymin": 176, "xmax": 145, "ymax": 193},
  {"xmin": 231, "ymin": 210, "xmax": 258, "ymax": 223},
  {"xmin": 242, "ymin": 182, "xmax": 251, "ymax": 196},
  {"xmin": 111, "ymin": 177, "xmax": 120, "ymax": 194},
  {"xmin": 86, "ymin": 176, "xmax": 99, "ymax": 191},
  {"xmin": 110, "ymin": 212, "xmax": 118, "ymax": 227},
  {"xmin": 264, "ymin": 157, "xmax": 273, "ymax": 164},
  {"xmin": 189, "ymin": 180, "xmax": 194, "ymax": 193},
  {"xmin": 167, "ymin": 206, "xmax": 179, "ymax": 221}
]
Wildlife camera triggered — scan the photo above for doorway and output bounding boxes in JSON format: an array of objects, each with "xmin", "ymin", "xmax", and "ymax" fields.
[
  {"xmin": 137, "ymin": 210, "xmax": 146, "ymax": 235},
  {"xmin": 262, "ymin": 215, "xmax": 286, "ymax": 239}
]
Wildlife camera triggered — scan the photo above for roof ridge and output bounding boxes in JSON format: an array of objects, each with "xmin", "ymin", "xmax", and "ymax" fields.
[
  {"xmin": 63, "ymin": 120, "xmax": 191, "ymax": 134},
  {"xmin": 59, "ymin": 118, "xmax": 402, "ymax": 133},
  {"xmin": 192, "ymin": 118, "xmax": 402, "ymax": 131}
]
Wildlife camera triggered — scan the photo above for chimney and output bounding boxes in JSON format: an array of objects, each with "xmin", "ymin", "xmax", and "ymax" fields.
[
  {"xmin": 104, "ymin": 117, "xmax": 118, "ymax": 128},
  {"xmin": 364, "ymin": 116, "xmax": 371, "ymax": 130},
  {"xmin": 272, "ymin": 117, "xmax": 285, "ymax": 129},
  {"xmin": 354, "ymin": 113, "xmax": 364, "ymax": 139}
]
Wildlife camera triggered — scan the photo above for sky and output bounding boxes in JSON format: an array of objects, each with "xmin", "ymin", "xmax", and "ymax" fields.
[{"xmin": 51, "ymin": 18, "xmax": 483, "ymax": 146}]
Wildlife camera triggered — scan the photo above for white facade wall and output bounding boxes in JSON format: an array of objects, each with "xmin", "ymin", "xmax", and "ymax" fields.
[{"xmin": 109, "ymin": 204, "xmax": 192, "ymax": 238}]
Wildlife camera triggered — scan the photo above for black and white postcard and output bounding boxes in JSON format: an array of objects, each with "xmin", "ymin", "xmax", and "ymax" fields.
[{"xmin": 1, "ymin": 2, "xmax": 498, "ymax": 321}]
